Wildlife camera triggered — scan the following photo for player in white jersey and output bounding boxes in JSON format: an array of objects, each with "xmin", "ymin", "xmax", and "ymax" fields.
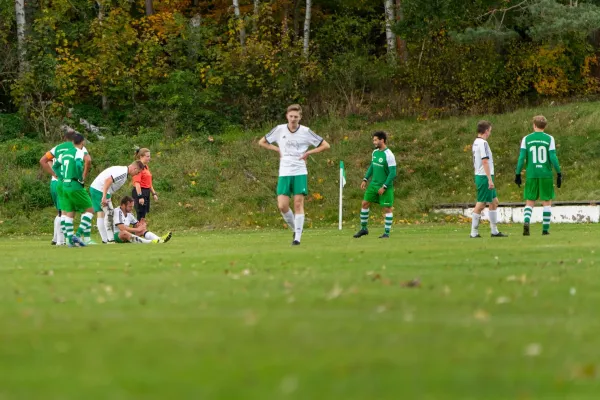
[
  {"xmin": 112, "ymin": 196, "xmax": 172, "ymax": 244},
  {"xmin": 89, "ymin": 161, "xmax": 144, "ymax": 243},
  {"xmin": 258, "ymin": 104, "xmax": 330, "ymax": 245},
  {"xmin": 470, "ymin": 120, "xmax": 507, "ymax": 238}
]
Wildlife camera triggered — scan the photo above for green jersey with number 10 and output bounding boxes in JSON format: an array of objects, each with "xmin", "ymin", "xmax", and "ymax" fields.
[{"xmin": 516, "ymin": 132, "xmax": 561, "ymax": 179}]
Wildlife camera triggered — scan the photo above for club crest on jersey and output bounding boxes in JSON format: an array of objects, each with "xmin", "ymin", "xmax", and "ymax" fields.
[{"xmin": 379, "ymin": 158, "xmax": 383, "ymax": 162}]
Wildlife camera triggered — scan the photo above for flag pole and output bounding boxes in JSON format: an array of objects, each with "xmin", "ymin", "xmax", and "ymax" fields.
[{"xmin": 339, "ymin": 161, "xmax": 343, "ymax": 230}]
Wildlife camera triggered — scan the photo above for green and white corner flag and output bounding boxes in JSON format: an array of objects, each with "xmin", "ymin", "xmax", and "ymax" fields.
[{"xmin": 339, "ymin": 161, "xmax": 346, "ymax": 230}]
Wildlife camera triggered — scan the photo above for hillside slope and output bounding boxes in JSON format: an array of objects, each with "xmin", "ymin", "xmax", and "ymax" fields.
[{"xmin": 1, "ymin": 101, "xmax": 599, "ymax": 234}]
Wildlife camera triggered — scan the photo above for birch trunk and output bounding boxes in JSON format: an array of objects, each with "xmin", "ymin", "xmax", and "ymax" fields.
[
  {"xmin": 384, "ymin": 0, "xmax": 396, "ymax": 61},
  {"xmin": 303, "ymin": 0, "xmax": 311, "ymax": 59},
  {"xmin": 15, "ymin": 0, "xmax": 27, "ymax": 75},
  {"xmin": 233, "ymin": 0, "xmax": 246, "ymax": 47}
]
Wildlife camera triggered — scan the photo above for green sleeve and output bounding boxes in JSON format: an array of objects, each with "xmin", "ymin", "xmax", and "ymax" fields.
[
  {"xmin": 549, "ymin": 150, "xmax": 561, "ymax": 173},
  {"xmin": 515, "ymin": 148, "xmax": 526, "ymax": 174},
  {"xmin": 384, "ymin": 166, "xmax": 397, "ymax": 187},
  {"xmin": 364, "ymin": 164, "xmax": 373, "ymax": 180}
]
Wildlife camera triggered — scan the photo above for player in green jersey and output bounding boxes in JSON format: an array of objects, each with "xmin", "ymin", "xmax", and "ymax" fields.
[
  {"xmin": 55, "ymin": 133, "xmax": 95, "ymax": 247},
  {"xmin": 515, "ymin": 115, "xmax": 562, "ymax": 236},
  {"xmin": 353, "ymin": 131, "xmax": 397, "ymax": 239},
  {"xmin": 40, "ymin": 130, "xmax": 74, "ymax": 246}
]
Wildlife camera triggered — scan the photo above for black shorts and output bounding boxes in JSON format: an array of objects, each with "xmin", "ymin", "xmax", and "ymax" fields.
[{"xmin": 133, "ymin": 187, "xmax": 151, "ymax": 219}]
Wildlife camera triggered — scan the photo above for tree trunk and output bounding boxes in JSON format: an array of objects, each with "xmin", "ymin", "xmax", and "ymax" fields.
[
  {"xmin": 15, "ymin": 0, "xmax": 27, "ymax": 75},
  {"xmin": 396, "ymin": 0, "xmax": 407, "ymax": 62},
  {"xmin": 145, "ymin": 0, "xmax": 154, "ymax": 16},
  {"xmin": 253, "ymin": 0, "xmax": 259, "ymax": 31},
  {"xmin": 293, "ymin": 0, "xmax": 302, "ymax": 39},
  {"xmin": 233, "ymin": 0, "xmax": 246, "ymax": 47},
  {"xmin": 384, "ymin": 0, "xmax": 396, "ymax": 61},
  {"xmin": 97, "ymin": 1, "xmax": 109, "ymax": 111},
  {"xmin": 282, "ymin": 0, "xmax": 289, "ymax": 38},
  {"xmin": 303, "ymin": 0, "xmax": 311, "ymax": 59}
]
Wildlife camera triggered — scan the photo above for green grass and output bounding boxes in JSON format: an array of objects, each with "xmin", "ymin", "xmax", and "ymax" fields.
[
  {"xmin": 2, "ymin": 100, "xmax": 600, "ymax": 234},
  {"xmin": 2, "ymin": 224, "xmax": 600, "ymax": 399}
]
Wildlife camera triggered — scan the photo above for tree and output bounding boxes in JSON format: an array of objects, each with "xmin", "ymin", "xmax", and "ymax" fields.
[
  {"xmin": 14, "ymin": 0, "xmax": 27, "ymax": 75},
  {"xmin": 303, "ymin": 0, "xmax": 312, "ymax": 58},
  {"xmin": 396, "ymin": 0, "xmax": 407, "ymax": 62},
  {"xmin": 232, "ymin": 0, "xmax": 246, "ymax": 47},
  {"xmin": 384, "ymin": 0, "xmax": 396, "ymax": 61},
  {"xmin": 145, "ymin": 0, "xmax": 154, "ymax": 16}
]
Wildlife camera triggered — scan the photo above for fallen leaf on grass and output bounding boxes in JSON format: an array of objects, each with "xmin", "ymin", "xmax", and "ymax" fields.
[
  {"xmin": 496, "ymin": 296, "xmax": 511, "ymax": 304},
  {"xmin": 524, "ymin": 343, "xmax": 542, "ymax": 357},
  {"xmin": 326, "ymin": 283, "xmax": 343, "ymax": 300},
  {"xmin": 473, "ymin": 309, "xmax": 489, "ymax": 321},
  {"xmin": 400, "ymin": 278, "xmax": 421, "ymax": 288}
]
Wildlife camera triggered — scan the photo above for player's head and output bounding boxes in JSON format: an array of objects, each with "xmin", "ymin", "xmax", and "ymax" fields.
[
  {"xmin": 533, "ymin": 115, "xmax": 547, "ymax": 131},
  {"xmin": 72, "ymin": 132, "xmax": 85, "ymax": 148},
  {"xmin": 477, "ymin": 120, "xmax": 492, "ymax": 138},
  {"xmin": 286, "ymin": 104, "xmax": 302, "ymax": 126},
  {"xmin": 135, "ymin": 147, "xmax": 151, "ymax": 165},
  {"xmin": 120, "ymin": 195, "xmax": 134, "ymax": 213},
  {"xmin": 128, "ymin": 161, "xmax": 145, "ymax": 176},
  {"xmin": 372, "ymin": 131, "xmax": 387, "ymax": 149},
  {"xmin": 63, "ymin": 128, "xmax": 75, "ymax": 141}
]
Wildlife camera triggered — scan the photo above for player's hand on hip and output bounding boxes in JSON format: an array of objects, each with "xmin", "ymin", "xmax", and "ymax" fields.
[
  {"xmin": 299, "ymin": 152, "xmax": 309, "ymax": 161},
  {"xmin": 378, "ymin": 187, "xmax": 386, "ymax": 195},
  {"xmin": 360, "ymin": 181, "xmax": 367, "ymax": 191}
]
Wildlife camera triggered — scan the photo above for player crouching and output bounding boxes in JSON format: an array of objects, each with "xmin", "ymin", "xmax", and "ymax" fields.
[{"xmin": 114, "ymin": 196, "xmax": 172, "ymax": 244}]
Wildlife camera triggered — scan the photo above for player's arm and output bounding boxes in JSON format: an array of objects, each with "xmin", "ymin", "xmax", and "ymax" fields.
[
  {"xmin": 482, "ymin": 158, "xmax": 493, "ymax": 188},
  {"xmin": 83, "ymin": 154, "xmax": 92, "ymax": 181},
  {"xmin": 39, "ymin": 152, "xmax": 57, "ymax": 179},
  {"xmin": 117, "ymin": 222, "xmax": 139, "ymax": 235},
  {"xmin": 383, "ymin": 166, "xmax": 397, "ymax": 189},
  {"xmin": 549, "ymin": 137, "xmax": 562, "ymax": 187},
  {"xmin": 304, "ymin": 140, "xmax": 330, "ymax": 157},
  {"xmin": 514, "ymin": 138, "xmax": 527, "ymax": 187},
  {"xmin": 101, "ymin": 176, "xmax": 113, "ymax": 205},
  {"xmin": 258, "ymin": 136, "xmax": 281, "ymax": 154},
  {"xmin": 364, "ymin": 164, "xmax": 373, "ymax": 181}
]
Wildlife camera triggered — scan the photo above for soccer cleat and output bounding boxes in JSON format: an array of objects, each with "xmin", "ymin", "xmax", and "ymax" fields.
[
  {"xmin": 291, "ymin": 240, "xmax": 301, "ymax": 246},
  {"xmin": 542, "ymin": 230, "xmax": 550, "ymax": 235},
  {"xmin": 70, "ymin": 235, "xmax": 86, "ymax": 247},
  {"xmin": 523, "ymin": 223, "xmax": 530, "ymax": 236},
  {"xmin": 353, "ymin": 229, "xmax": 369, "ymax": 238},
  {"xmin": 379, "ymin": 233, "xmax": 390, "ymax": 239},
  {"xmin": 161, "ymin": 232, "xmax": 172, "ymax": 243},
  {"xmin": 470, "ymin": 234, "xmax": 482, "ymax": 238},
  {"xmin": 491, "ymin": 232, "xmax": 508, "ymax": 237},
  {"xmin": 51, "ymin": 240, "xmax": 57, "ymax": 246},
  {"xmin": 151, "ymin": 239, "xmax": 160, "ymax": 244},
  {"xmin": 84, "ymin": 239, "xmax": 98, "ymax": 245}
]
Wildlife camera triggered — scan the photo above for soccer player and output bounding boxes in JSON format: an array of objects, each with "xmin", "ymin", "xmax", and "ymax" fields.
[
  {"xmin": 353, "ymin": 131, "xmax": 397, "ymax": 239},
  {"xmin": 515, "ymin": 115, "xmax": 562, "ymax": 236},
  {"xmin": 258, "ymin": 104, "xmax": 330, "ymax": 245},
  {"xmin": 470, "ymin": 121, "xmax": 507, "ymax": 238},
  {"xmin": 54, "ymin": 133, "xmax": 95, "ymax": 247},
  {"xmin": 113, "ymin": 196, "xmax": 171, "ymax": 244},
  {"xmin": 89, "ymin": 161, "xmax": 144, "ymax": 243},
  {"xmin": 40, "ymin": 129, "xmax": 91, "ymax": 245}
]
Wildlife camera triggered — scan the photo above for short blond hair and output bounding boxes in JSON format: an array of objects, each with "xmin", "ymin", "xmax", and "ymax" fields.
[
  {"xmin": 135, "ymin": 147, "xmax": 150, "ymax": 161},
  {"xmin": 286, "ymin": 104, "xmax": 302, "ymax": 115},
  {"xmin": 533, "ymin": 115, "xmax": 547, "ymax": 129}
]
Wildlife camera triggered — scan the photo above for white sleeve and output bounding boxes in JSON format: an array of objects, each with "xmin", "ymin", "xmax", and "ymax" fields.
[
  {"xmin": 520, "ymin": 137, "xmax": 527, "ymax": 149},
  {"xmin": 130, "ymin": 214, "xmax": 138, "ymax": 226},
  {"xmin": 307, "ymin": 129, "xmax": 323, "ymax": 147},
  {"xmin": 49, "ymin": 146, "xmax": 57, "ymax": 156},
  {"xmin": 549, "ymin": 136, "xmax": 556, "ymax": 151},
  {"xmin": 115, "ymin": 209, "xmax": 124, "ymax": 225},
  {"xmin": 265, "ymin": 127, "xmax": 279, "ymax": 144},
  {"xmin": 385, "ymin": 150, "xmax": 397, "ymax": 167},
  {"xmin": 479, "ymin": 141, "xmax": 490, "ymax": 159}
]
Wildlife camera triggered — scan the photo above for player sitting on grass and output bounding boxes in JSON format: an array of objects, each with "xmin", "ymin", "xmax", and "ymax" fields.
[{"xmin": 113, "ymin": 196, "xmax": 172, "ymax": 244}]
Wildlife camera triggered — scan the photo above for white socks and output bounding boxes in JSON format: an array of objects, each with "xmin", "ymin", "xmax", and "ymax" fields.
[
  {"xmin": 471, "ymin": 212, "xmax": 481, "ymax": 237},
  {"xmin": 53, "ymin": 216, "xmax": 65, "ymax": 244},
  {"xmin": 130, "ymin": 234, "xmax": 153, "ymax": 244},
  {"xmin": 97, "ymin": 217, "xmax": 108, "ymax": 243},
  {"xmin": 281, "ymin": 210, "xmax": 295, "ymax": 231},
  {"xmin": 144, "ymin": 231, "xmax": 160, "ymax": 241},
  {"xmin": 294, "ymin": 214, "xmax": 305, "ymax": 242},
  {"xmin": 488, "ymin": 210, "xmax": 499, "ymax": 235}
]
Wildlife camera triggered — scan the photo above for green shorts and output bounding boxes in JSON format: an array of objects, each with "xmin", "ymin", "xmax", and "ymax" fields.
[
  {"xmin": 363, "ymin": 184, "xmax": 394, "ymax": 207},
  {"xmin": 524, "ymin": 177, "xmax": 555, "ymax": 201},
  {"xmin": 61, "ymin": 182, "xmax": 93, "ymax": 213},
  {"xmin": 90, "ymin": 187, "xmax": 111, "ymax": 212},
  {"xmin": 277, "ymin": 175, "xmax": 308, "ymax": 197},
  {"xmin": 475, "ymin": 175, "xmax": 497, "ymax": 203},
  {"xmin": 50, "ymin": 180, "xmax": 61, "ymax": 210},
  {"xmin": 114, "ymin": 232, "xmax": 126, "ymax": 243}
]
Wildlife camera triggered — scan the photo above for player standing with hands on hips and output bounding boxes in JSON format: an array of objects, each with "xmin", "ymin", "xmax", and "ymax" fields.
[
  {"xmin": 515, "ymin": 115, "xmax": 562, "ymax": 236},
  {"xmin": 258, "ymin": 104, "xmax": 330, "ymax": 246}
]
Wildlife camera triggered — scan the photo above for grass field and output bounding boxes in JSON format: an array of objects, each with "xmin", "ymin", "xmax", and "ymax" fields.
[{"xmin": 1, "ymin": 224, "xmax": 600, "ymax": 399}]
